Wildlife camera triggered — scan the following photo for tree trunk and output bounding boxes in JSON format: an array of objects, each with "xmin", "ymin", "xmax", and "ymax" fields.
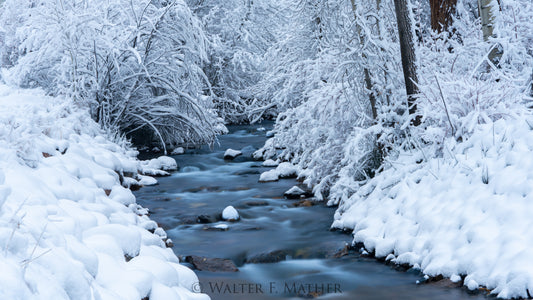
[
  {"xmin": 394, "ymin": 0, "xmax": 420, "ymax": 125},
  {"xmin": 350, "ymin": 0, "xmax": 377, "ymax": 121},
  {"xmin": 478, "ymin": 0, "xmax": 502, "ymax": 67},
  {"xmin": 430, "ymin": 0, "xmax": 457, "ymax": 33}
]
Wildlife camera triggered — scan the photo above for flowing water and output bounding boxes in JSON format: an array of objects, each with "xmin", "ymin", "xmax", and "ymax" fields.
[{"xmin": 134, "ymin": 123, "xmax": 486, "ymax": 300}]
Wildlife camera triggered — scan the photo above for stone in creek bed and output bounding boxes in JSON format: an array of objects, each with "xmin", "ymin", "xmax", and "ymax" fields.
[
  {"xmin": 203, "ymin": 224, "xmax": 229, "ymax": 231},
  {"xmin": 222, "ymin": 206, "xmax": 239, "ymax": 221},
  {"xmin": 245, "ymin": 249, "xmax": 293, "ymax": 264},
  {"xmin": 196, "ymin": 214, "xmax": 220, "ymax": 224},
  {"xmin": 243, "ymin": 200, "xmax": 269, "ymax": 207},
  {"xmin": 293, "ymin": 200, "xmax": 317, "ymax": 207},
  {"xmin": 224, "ymin": 148, "xmax": 242, "ymax": 160},
  {"xmin": 284, "ymin": 186, "xmax": 307, "ymax": 199},
  {"xmin": 185, "ymin": 255, "xmax": 239, "ymax": 272}
]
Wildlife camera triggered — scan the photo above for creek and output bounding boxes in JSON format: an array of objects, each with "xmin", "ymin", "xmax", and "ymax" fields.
[{"xmin": 135, "ymin": 123, "xmax": 485, "ymax": 300}]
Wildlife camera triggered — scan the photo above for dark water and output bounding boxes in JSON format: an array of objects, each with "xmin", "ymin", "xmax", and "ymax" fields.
[{"xmin": 134, "ymin": 123, "xmax": 487, "ymax": 300}]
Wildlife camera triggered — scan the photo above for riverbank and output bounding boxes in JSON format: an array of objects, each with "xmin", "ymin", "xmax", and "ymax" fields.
[
  {"xmin": 329, "ymin": 116, "xmax": 533, "ymax": 298},
  {"xmin": 0, "ymin": 85, "xmax": 208, "ymax": 300}
]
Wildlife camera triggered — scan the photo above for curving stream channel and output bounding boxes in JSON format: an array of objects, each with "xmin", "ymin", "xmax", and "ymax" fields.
[{"xmin": 134, "ymin": 123, "xmax": 486, "ymax": 300}]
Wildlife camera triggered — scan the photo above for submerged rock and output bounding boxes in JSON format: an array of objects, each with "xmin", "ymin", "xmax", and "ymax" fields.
[
  {"xmin": 293, "ymin": 200, "xmax": 317, "ymax": 207},
  {"xmin": 224, "ymin": 148, "xmax": 242, "ymax": 160},
  {"xmin": 197, "ymin": 214, "xmax": 218, "ymax": 224},
  {"xmin": 245, "ymin": 250, "xmax": 292, "ymax": 264},
  {"xmin": 185, "ymin": 255, "xmax": 239, "ymax": 272},
  {"xmin": 203, "ymin": 224, "xmax": 229, "ymax": 231}
]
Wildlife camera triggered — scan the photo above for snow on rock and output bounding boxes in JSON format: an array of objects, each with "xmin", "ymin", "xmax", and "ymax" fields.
[
  {"xmin": 138, "ymin": 175, "xmax": 158, "ymax": 186},
  {"xmin": 332, "ymin": 117, "xmax": 533, "ymax": 298},
  {"xmin": 259, "ymin": 169, "xmax": 279, "ymax": 182},
  {"xmin": 259, "ymin": 162, "xmax": 298, "ymax": 182},
  {"xmin": 284, "ymin": 186, "xmax": 306, "ymax": 199},
  {"xmin": 171, "ymin": 147, "xmax": 185, "ymax": 155},
  {"xmin": 222, "ymin": 206, "xmax": 239, "ymax": 221},
  {"xmin": 0, "ymin": 85, "xmax": 208, "ymax": 300},
  {"xmin": 223, "ymin": 148, "xmax": 242, "ymax": 160},
  {"xmin": 144, "ymin": 156, "xmax": 178, "ymax": 171},
  {"xmin": 262, "ymin": 159, "xmax": 279, "ymax": 167},
  {"xmin": 276, "ymin": 162, "xmax": 298, "ymax": 178}
]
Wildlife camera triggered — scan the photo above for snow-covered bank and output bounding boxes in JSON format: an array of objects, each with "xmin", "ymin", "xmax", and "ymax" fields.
[
  {"xmin": 332, "ymin": 116, "xmax": 533, "ymax": 298},
  {"xmin": 0, "ymin": 85, "xmax": 208, "ymax": 300}
]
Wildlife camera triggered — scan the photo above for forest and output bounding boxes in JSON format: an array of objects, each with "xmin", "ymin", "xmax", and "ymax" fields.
[{"xmin": 1, "ymin": 0, "xmax": 533, "ymax": 299}]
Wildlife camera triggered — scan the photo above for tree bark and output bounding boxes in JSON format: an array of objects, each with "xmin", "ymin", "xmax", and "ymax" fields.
[
  {"xmin": 478, "ymin": 0, "xmax": 502, "ymax": 67},
  {"xmin": 430, "ymin": 0, "xmax": 457, "ymax": 33},
  {"xmin": 394, "ymin": 0, "xmax": 420, "ymax": 125},
  {"xmin": 350, "ymin": 0, "xmax": 377, "ymax": 120}
]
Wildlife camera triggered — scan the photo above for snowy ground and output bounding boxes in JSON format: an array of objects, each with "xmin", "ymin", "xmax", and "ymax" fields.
[
  {"xmin": 331, "ymin": 116, "xmax": 533, "ymax": 298},
  {"xmin": 0, "ymin": 85, "xmax": 208, "ymax": 300}
]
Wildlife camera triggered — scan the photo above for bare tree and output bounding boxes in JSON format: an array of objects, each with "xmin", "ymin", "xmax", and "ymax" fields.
[
  {"xmin": 394, "ymin": 0, "xmax": 420, "ymax": 125},
  {"xmin": 349, "ymin": 0, "xmax": 377, "ymax": 120},
  {"xmin": 430, "ymin": 0, "xmax": 457, "ymax": 33}
]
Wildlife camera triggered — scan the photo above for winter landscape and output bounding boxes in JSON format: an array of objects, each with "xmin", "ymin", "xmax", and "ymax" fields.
[{"xmin": 0, "ymin": 0, "xmax": 532, "ymax": 299}]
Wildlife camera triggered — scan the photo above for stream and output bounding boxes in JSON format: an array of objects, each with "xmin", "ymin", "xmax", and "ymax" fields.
[{"xmin": 134, "ymin": 123, "xmax": 486, "ymax": 300}]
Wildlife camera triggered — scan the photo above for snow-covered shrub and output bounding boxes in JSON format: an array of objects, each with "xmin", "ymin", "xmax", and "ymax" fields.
[
  {"xmin": 256, "ymin": 0, "xmax": 406, "ymax": 200},
  {"xmin": 188, "ymin": 0, "xmax": 284, "ymax": 123},
  {"xmin": 0, "ymin": 0, "xmax": 224, "ymax": 151},
  {"xmin": 414, "ymin": 0, "xmax": 533, "ymax": 143}
]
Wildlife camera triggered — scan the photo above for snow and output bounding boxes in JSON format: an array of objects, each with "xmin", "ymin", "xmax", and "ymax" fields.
[
  {"xmin": 223, "ymin": 148, "xmax": 242, "ymax": 159},
  {"xmin": 259, "ymin": 162, "xmax": 298, "ymax": 182},
  {"xmin": 332, "ymin": 117, "xmax": 533, "ymax": 298},
  {"xmin": 284, "ymin": 186, "xmax": 305, "ymax": 198},
  {"xmin": 143, "ymin": 156, "xmax": 178, "ymax": 172},
  {"xmin": 259, "ymin": 169, "xmax": 279, "ymax": 182},
  {"xmin": 222, "ymin": 206, "xmax": 239, "ymax": 221},
  {"xmin": 171, "ymin": 147, "xmax": 185, "ymax": 155},
  {"xmin": 262, "ymin": 159, "xmax": 279, "ymax": 167},
  {"xmin": 0, "ymin": 86, "xmax": 208, "ymax": 300},
  {"xmin": 138, "ymin": 175, "xmax": 158, "ymax": 186},
  {"xmin": 213, "ymin": 224, "xmax": 229, "ymax": 230}
]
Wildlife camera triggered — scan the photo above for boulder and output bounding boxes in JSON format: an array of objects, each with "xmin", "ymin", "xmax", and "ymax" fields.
[
  {"xmin": 222, "ymin": 206, "xmax": 239, "ymax": 221},
  {"xmin": 259, "ymin": 169, "xmax": 279, "ymax": 182},
  {"xmin": 284, "ymin": 186, "xmax": 306, "ymax": 199},
  {"xmin": 245, "ymin": 250, "xmax": 292, "ymax": 264},
  {"xmin": 184, "ymin": 256, "xmax": 238, "ymax": 272},
  {"xmin": 223, "ymin": 149, "xmax": 242, "ymax": 160}
]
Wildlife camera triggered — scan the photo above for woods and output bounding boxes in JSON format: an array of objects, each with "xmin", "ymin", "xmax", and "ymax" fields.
[
  {"xmin": 1, "ymin": 0, "xmax": 533, "ymax": 298},
  {"xmin": 1, "ymin": 0, "xmax": 531, "ymax": 195}
]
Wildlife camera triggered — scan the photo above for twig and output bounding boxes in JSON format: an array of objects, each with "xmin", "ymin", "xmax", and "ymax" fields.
[{"xmin": 435, "ymin": 74, "xmax": 456, "ymax": 137}]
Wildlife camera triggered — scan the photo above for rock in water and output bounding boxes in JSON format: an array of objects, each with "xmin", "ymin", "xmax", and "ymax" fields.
[
  {"xmin": 284, "ymin": 186, "xmax": 306, "ymax": 199},
  {"xmin": 259, "ymin": 169, "xmax": 279, "ymax": 182},
  {"xmin": 223, "ymin": 148, "xmax": 242, "ymax": 160},
  {"xmin": 222, "ymin": 206, "xmax": 239, "ymax": 221},
  {"xmin": 184, "ymin": 256, "xmax": 239, "ymax": 272},
  {"xmin": 171, "ymin": 147, "xmax": 185, "ymax": 155}
]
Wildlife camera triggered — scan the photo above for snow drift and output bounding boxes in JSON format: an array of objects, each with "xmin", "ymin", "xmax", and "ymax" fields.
[{"xmin": 0, "ymin": 85, "xmax": 208, "ymax": 300}]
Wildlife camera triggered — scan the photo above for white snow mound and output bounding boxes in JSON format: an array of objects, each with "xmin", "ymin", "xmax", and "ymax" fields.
[
  {"xmin": 333, "ymin": 117, "xmax": 533, "ymax": 298},
  {"xmin": 222, "ymin": 206, "xmax": 239, "ymax": 221},
  {"xmin": 223, "ymin": 148, "xmax": 242, "ymax": 159},
  {"xmin": 0, "ymin": 85, "xmax": 208, "ymax": 300}
]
